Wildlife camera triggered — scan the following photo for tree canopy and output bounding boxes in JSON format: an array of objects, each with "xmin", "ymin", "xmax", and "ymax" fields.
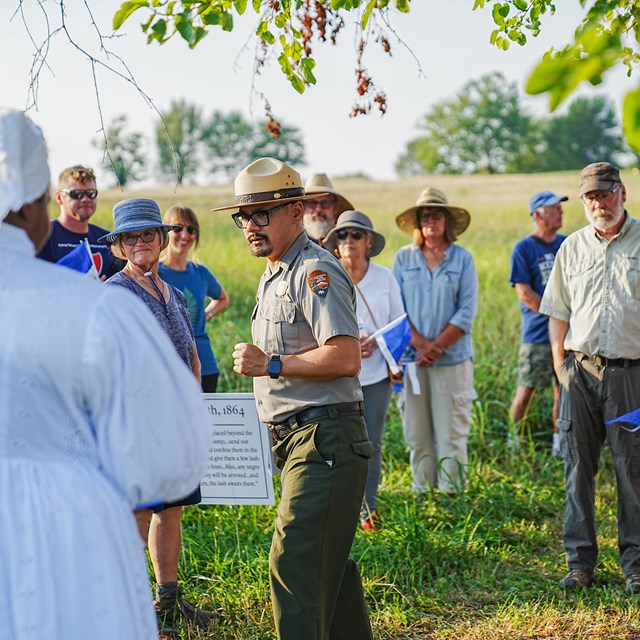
[
  {"xmin": 476, "ymin": 0, "xmax": 640, "ymax": 152},
  {"xmin": 395, "ymin": 74, "xmax": 624, "ymax": 177}
]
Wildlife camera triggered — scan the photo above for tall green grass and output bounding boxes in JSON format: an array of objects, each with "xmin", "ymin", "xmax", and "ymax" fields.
[{"xmin": 88, "ymin": 171, "xmax": 640, "ymax": 638}]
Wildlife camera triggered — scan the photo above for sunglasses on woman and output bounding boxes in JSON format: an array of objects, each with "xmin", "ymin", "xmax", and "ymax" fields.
[
  {"xmin": 59, "ymin": 189, "xmax": 98, "ymax": 200},
  {"xmin": 173, "ymin": 224, "xmax": 198, "ymax": 235},
  {"xmin": 336, "ymin": 229, "xmax": 365, "ymax": 241}
]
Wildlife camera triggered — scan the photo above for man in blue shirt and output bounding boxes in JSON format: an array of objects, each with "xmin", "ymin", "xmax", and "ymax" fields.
[
  {"xmin": 509, "ymin": 190, "xmax": 567, "ymax": 453},
  {"xmin": 38, "ymin": 165, "xmax": 122, "ymax": 279}
]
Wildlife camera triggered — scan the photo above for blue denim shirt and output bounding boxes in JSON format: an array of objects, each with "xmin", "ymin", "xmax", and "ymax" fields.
[{"xmin": 392, "ymin": 243, "xmax": 478, "ymax": 366}]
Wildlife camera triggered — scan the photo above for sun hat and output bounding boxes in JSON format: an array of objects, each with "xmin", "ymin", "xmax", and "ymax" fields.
[
  {"xmin": 303, "ymin": 173, "xmax": 354, "ymax": 214},
  {"xmin": 98, "ymin": 198, "xmax": 181, "ymax": 244},
  {"xmin": 529, "ymin": 191, "xmax": 568, "ymax": 215},
  {"xmin": 578, "ymin": 162, "xmax": 622, "ymax": 197},
  {"xmin": 395, "ymin": 187, "xmax": 470, "ymax": 236},
  {"xmin": 211, "ymin": 157, "xmax": 325, "ymax": 212},
  {"xmin": 323, "ymin": 210, "xmax": 386, "ymax": 257},
  {"xmin": 0, "ymin": 107, "xmax": 50, "ymax": 226}
]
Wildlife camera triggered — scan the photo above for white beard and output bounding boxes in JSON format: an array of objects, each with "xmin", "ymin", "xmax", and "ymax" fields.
[{"xmin": 304, "ymin": 216, "xmax": 333, "ymax": 241}]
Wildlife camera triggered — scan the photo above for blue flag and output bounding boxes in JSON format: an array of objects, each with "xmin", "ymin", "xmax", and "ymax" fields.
[
  {"xmin": 606, "ymin": 408, "xmax": 640, "ymax": 433},
  {"xmin": 371, "ymin": 313, "xmax": 412, "ymax": 376},
  {"xmin": 56, "ymin": 239, "xmax": 99, "ymax": 279}
]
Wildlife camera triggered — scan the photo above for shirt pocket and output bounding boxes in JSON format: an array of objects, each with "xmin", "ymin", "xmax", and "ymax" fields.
[
  {"xmin": 620, "ymin": 256, "xmax": 640, "ymax": 301},
  {"xmin": 257, "ymin": 300, "xmax": 299, "ymax": 354},
  {"xmin": 565, "ymin": 259, "xmax": 596, "ymax": 307}
]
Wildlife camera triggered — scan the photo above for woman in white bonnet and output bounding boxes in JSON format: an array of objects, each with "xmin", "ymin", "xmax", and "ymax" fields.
[{"xmin": 0, "ymin": 107, "xmax": 208, "ymax": 640}]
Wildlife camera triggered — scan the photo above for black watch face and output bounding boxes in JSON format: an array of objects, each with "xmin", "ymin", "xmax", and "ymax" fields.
[{"xmin": 268, "ymin": 357, "xmax": 281, "ymax": 378}]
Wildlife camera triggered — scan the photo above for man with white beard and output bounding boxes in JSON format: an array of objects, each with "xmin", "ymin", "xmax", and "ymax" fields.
[
  {"xmin": 303, "ymin": 173, "xmax": 353, "ymax": 246},
  {"xmin": 540, "ymin": 162, "xmax": 640, "ymax": 594}
]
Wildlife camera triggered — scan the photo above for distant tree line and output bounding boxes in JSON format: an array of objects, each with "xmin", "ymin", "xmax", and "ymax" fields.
[
  {"xmin": 395, "ymin": 72, "xmax": 626, "ymax": 177},
  {"xmin": 94, "ymin": 100, "xmax": 305, "ymax": 187}
]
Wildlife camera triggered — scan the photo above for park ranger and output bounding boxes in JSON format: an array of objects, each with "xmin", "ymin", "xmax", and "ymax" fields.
[{"xmin": 214, "ymin": 157, "xmax": 373, "ymax": 639}]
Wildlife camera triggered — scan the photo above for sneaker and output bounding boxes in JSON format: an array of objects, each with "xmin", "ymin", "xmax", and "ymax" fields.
[
  {"xmin": 626, "ymin": 573, "xmax": 640, "ymax": 594},
  {"xmin": 155, "ymin": 586, "xmax": 220, "ymax": 630},
  {"xmin": 360, "ymin": 511, "xmax": 380, "ymax": 532},
  {"xmin": 559, "ymin": 569, "xmax": 594, "ymax": 589}
]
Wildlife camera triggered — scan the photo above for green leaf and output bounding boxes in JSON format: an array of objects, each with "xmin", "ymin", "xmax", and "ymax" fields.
[
  {"xmin": 396, "ymin": 0, "xmax": 409, "ymax": 12},
  {"xmin": 623, "ymin": 85, "xmax": 640, "ymax": 152},
  {"xmin": 175, "ymin": 10, "xmax": 196, "ymax": 45},
  {"xmin": 513, "ymin": 0, "xmax": 528, "ymax": 10},
  {"xmin": 151, "ymin": 18, "xmax": 167, "ymax": 37},
  {"xmin": 289, "ymin": 73, "xmax": 305, "ymax": 94},
  {"xmin": 275, "ymin": 12, "xmax": 288, "ymax": 28},
  {"xmin": 233, "ymin": 0, "xmax": 248, "ymax": 13},
  {"xmin": 362, "ymin": 0, "xmax": 376, "ymax": 30},
  {"xmin": 202, "ymin": 7, "xmax": 222, "ymax": 25},
  {"xmin": 299, "ymin": 56, "xmax": 316, "ymax": 84},
  {"xmin": 113, "ymin": 1, "xmax": 149, "ymax": 30},
  {"xmin": 221, "ymin": 11, "xmax": 234, "ymax": 31},
  {"xmin": 252, "ymin": 0, "xmax": 261, "ymax": 11}
]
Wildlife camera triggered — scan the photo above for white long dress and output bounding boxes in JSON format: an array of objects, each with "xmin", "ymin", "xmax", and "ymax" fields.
[{"xmin": 0, "ymin": 224, "xmax": 209, "ymax": 640}]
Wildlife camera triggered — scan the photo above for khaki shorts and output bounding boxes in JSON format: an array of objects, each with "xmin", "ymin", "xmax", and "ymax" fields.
[{"xmin": 517, "ymin": 342, "xmax": 556, "ymax": 388}]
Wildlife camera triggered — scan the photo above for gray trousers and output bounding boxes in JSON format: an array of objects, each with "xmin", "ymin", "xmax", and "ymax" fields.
[
  {"xmin": 270, "ymin": 410, "xmax": 373, "ymax": 640},
  {"xmin": 558, "ymin": 352, "xmax": 640, "ymax": 576},
  {"xmin": 362, "ymin": 378, "xmax": 393, "ymax": 514}
]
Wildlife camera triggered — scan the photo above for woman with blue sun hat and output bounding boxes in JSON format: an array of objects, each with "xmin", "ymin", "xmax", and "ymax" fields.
[{"xmin": 99, "ymin": 197, "xmax": 219, "ymax": 634}]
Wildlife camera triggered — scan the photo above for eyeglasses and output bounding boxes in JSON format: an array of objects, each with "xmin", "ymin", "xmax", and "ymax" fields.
[
  {"xmin": 59, "ymin": 189, "xmax": 98, "ymax": 200},
  {"xmin": 231, "ymin": 202, "xmax": 290, "ymax": 229},
  {"xmin": 121, "ymin": 229, "xmax": 158, "ymax": 246},
  {"xmin": 304, "ymin": 198, "xmax": 336, "ymax": 211},
  {"xmin": 336, "ymin": 229, "xmax": 365, "ymax": 241},
  {"xmin": 581, "ymin": 184, "xmax": 621, "ymax": 205},
  {"xmin": 418, "ymin": 210, "xmax": 444, "ymax": 222},
  {"xmin": 173, "ymin": 224, "xmax": 198, "ymax": 235}
]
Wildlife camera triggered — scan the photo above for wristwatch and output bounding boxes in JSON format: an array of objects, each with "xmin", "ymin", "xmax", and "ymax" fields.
[{"xmin": 267, "ymin": 355, "xmax": 282, "ymax": 379}]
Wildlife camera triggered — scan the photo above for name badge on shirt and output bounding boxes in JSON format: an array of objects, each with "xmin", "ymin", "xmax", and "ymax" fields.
[{"xmin": 276, "ymin": 281, "xmax": 289, "ymax": 297}]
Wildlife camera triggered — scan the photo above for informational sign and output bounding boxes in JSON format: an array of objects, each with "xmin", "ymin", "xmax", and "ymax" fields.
[{"xmin": 200, "ymin": 393, "xmax": 275, "ymax": 505}]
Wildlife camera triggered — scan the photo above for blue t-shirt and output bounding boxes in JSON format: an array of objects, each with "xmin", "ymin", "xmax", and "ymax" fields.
[
  {"xmin": 158, "ymin": 261, "xmax": 223, "ymax": 376},
  {"xmin": 509, "ymin": 234, "xmax": 566, "ymax": 343},
  {"xmin": 38, "ymin": 220, "xmax": 120, "ymax": 278}
]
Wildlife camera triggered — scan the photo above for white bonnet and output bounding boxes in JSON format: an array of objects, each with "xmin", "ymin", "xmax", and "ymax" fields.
[{"xmin": 0, "ymin": 107, "xmax": 51, "ymax": 225}]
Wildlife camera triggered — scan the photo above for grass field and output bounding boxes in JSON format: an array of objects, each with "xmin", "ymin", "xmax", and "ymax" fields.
[{"xmin": 91, "ymin": 171, "xmax": 640, "ymax": 639}]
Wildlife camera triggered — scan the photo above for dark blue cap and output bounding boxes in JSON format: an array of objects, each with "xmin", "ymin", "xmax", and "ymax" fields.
[{"xmin": 529, "ymin": 191, "xmax": 568, "ymax": 215}]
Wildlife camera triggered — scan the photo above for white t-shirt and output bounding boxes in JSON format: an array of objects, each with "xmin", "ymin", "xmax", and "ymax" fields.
[{"xmin": 355, "ymin": 261, "xmax": 406, "ymax": 386}]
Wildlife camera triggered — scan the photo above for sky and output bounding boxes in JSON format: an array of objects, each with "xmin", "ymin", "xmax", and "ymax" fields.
[{"xmin": 1, "ymin": 0, "xmax": 632, "ymax": 186}]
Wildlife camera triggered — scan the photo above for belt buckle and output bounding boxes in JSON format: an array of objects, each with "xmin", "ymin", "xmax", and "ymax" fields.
[{"xmin": 592, "ymin": 354, "xmax": 605, "ymax": 367}]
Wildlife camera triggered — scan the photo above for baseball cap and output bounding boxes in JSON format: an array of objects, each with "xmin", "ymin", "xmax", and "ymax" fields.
[
  {"xmin": 529, "ymin": 191, "xmax": 568, "ymax": 215},
  {"xmin": 578, "ymin": 162, "xmax": 621, "ymax": 197}
]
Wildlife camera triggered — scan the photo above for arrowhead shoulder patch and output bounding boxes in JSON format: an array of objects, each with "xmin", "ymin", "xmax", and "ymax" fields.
[{"xmin": 307, "ymin": 270, "xmax": 330, "ymax": 298}]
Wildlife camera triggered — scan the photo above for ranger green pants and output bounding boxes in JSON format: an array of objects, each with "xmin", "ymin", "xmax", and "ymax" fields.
[{"xmin": 270, "ymin": 409, "xmax": 373, "ymax": 640}]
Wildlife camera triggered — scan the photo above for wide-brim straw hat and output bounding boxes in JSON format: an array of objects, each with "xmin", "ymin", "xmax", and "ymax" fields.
[
  {"xmin": 396, "ymin": 187, "xmax": 471, "ymax": 237},
  {"xmin": 304, "ymin": 173, "xmax": 354, "ymax": 214},
  {"xmin": 98, "ymin": 198, "xmax": 181, "ymax": 244},
  {"xmin": 323, "ymin": 210, "xmax": 385, "ymax": 257},
  {"xmin": 211, "ymin": 158, "xmax": 325, "ymax": 212}
]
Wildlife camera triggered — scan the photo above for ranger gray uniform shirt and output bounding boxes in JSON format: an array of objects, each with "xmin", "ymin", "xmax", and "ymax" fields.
[
  {"xmin": 540, "ymin": 214, "xmax": 640, "ymax": 359},
  {"xmin": 251, "ymin": 232, "xmax": 363, "ymax": 424}
]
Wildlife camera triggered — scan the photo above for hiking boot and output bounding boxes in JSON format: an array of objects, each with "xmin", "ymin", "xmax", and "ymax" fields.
[
  {"xmin": 360, "ymin": 510, "xmax": 380, "ymax": 532},
  {"xmin": 559, "ymin": 569, "xmax": 594, "ymax": 589},
  {"xmin": 626, "ymin": 573, "xmax": 640, "ymax": 594},
  {"xmin": 155, "ymin": 586, "xmax": 220, "ymax": 630}
]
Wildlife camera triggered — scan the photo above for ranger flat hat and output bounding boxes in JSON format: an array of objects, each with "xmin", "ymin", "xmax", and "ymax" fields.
[
  {"xmin": 578, "ymin": 162, "xmax": 622, "ymax": 197},
  {"xmin": 395, "ymin": 187, "xmax": 470, "ymax": 236},
  {"xmin": 303, "ymin": 173, "xmax": 354, "ymax": 214},
  {"xmin": 323, "ymin": 210, "xmax": 386, "ymax": 257},
  {"xmin": 211, "ymin": 158, "xmax": 325, "ymax": 212}
]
